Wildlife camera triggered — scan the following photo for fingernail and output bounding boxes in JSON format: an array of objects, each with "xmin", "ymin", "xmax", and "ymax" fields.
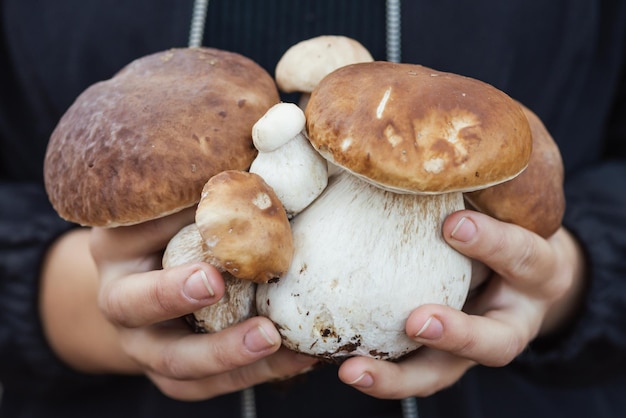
[
  {"xmin": 450, "ymin": 216, "xmax": 477, "ymax": 242},
  {"xmin": 414, "ymin": 316, "xmax": 443, "ymax": 340},
  {"xmin": 244, "ymin": 325, "xmax": 278, "ymax": 353},
  {"xmin": 347, "ymin": 372, "xmax": 374, "ymax": 388},
  {"xmin": 184, "ymin": 269, "xmax": 215, "ymax": 301}
]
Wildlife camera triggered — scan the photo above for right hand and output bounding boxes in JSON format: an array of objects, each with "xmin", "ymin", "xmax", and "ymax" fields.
[{"xmin": 44, "ymin": 208, "xmax": 317, "ymax": 401}]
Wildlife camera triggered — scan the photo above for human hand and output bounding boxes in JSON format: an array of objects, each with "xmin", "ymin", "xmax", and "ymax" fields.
[
  {"xmin": 89, "ymin": 209, "xmax": 317, "ymax": 400},
  {"xmin": 337, "ymin": 209, "xmax": 586, "ymax": 399}
]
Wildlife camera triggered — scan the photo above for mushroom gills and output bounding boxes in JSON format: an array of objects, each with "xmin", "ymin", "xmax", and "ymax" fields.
[{"xmin": 256, "ymin": 170, "xmax": 471, "ymax": 361}]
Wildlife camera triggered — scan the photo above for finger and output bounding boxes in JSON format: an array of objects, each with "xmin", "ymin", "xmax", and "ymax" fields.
[
  {"xmin": 121, "ymin": 316, "xmax": 307, "ymax": 380},
  {"xmin": 98, "ymin": 262, "xmax": 225, "ymax": 327},
  {"xmin": 405, "ymin": 303, "xmax": 536, "ymax": 367},
  {"xmin": 90, "ymin": 207, "xmax": 196, "ymax": 263},
  {"xmin": 443, "ymin": 210, "xmax": 556, "ymax": 292},
  {"xmin": 338, "ymin": 348, "xmax": 474, "ymax": 399},
  {"xmin": 148, "ymin": 347, "xmax": 318, "ymax": 401}
]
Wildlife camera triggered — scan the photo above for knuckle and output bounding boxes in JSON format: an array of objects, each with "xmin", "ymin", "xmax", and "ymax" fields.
[
  {"xmin": 508, "ymin": 236, "xmax": 539, "ymax": 278},
  {"xmin": 149, "ymin": 276, "xmax": 179, "ymax": 316},
  {"xmin": 155, "ymin": 345, "xmax": 188, "ymax": 379},
  {"xmin": 97, "ymin": 283, "xmax": 128, "ymax": 326},
  {"xmin": 452, "ymin": 327, "xmax": 478, "ymax": 355},
  {"xmin": 487, "ymin": 332, "xmax": 527, "ymax": 367}
]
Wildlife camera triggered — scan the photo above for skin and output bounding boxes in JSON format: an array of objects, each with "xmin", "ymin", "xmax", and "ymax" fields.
[{"xmin": 40, "ymin": 206, "xmax": 586, "ymax": 401}]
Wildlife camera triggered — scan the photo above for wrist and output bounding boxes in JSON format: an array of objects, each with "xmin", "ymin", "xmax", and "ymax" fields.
[
  {"xmin": 40, "ymin": 228, "xmax": 140, "ymax": 374},
  {"xmin": 537, "ymin": 227, "xmax": 588, "ymax": 337}
]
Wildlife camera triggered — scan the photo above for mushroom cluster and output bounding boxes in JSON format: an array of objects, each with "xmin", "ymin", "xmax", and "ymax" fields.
[{"xmin": 256, "ymin": 53, "xmax": 565, "ymax": 361}]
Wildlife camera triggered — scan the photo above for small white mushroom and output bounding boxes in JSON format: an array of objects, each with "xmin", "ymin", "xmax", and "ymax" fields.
[
  {"xmin": 275, "ymin": 35, "xmax": 374, "ymax": 108},
  {"xmin": 249, "ymin": 102, "xmax": 328, "ymax": 218}
]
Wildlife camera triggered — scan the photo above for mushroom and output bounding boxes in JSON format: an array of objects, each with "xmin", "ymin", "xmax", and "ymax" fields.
[
  {"xmin": 249, "ymin": 102, "xmax": 328, "ymax": 218},
  {"xmin": 44, "ymin": 47, "xmax": 279, "ymax": 227},
  {"xmin": 163, "ymin": 170, "xmax": 293, "ymax": 333},
  {"xmin": 256, "ymin": 61, "xmax": 534, "ymax": 361},
  {"xmin": 195, "ymin": 170, "xmax": 294, "ymax": 284},
  {"xmin": 43, "ymin": 47, "xmax": 280, "ymax": 332},
  {"xmin": 465, "ymin": 103, "xmax": 565, "ymax": 238},
  {"xmin": 275, "ymin": 35, "xmax": 373, "ymax": 109}
]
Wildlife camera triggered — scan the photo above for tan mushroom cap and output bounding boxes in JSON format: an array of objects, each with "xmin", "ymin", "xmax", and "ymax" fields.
[
  {"xmin": 195, "ymin": 170, "xmax": 293, "ymax": 284},
  {"xmin": 465, "ymin": 104, "xmax": 565, "ymax": 237},
  {"xmin": 275, "ymin": 35, "xmax": 373, "ymax": 94},
  {"xmin": 305, "ymin": 61, "xmax": 532, "ymax": 194},
  {"xmin": 44, "ymin": 47, "xmax": 279, "ymax": 227}
]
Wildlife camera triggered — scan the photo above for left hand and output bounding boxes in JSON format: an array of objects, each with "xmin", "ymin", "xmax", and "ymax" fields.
[{"xmin": 337, "ymin": 209, "xmax": 586, "ymax": 399}]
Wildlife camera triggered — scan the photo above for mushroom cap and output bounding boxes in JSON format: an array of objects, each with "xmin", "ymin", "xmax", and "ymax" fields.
[
  {"xmin": 275, "ymin": 35, "xmax": 373, "ymax": 94},
  {"xmin": 465, "ymin": 103, "xmax": 565, "ymax": 237},
  {"xmin": 195, "ymin": 170, "xmax": 294, "ymax": 283},
  {"xmin": 252, "ymin": 102, "xmax": 306, "ymax": 152},
  {"xmin": 44, "ymin": 47, "xmax": 279, "ymax": 227},
  {"xmin": 305, "ymin": 61, "xmax": 532, "ymax": 194}
]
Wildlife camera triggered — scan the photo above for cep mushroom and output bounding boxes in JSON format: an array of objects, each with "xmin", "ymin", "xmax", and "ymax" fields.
[
  {"xmin": 44, "ymin": 47, "xmax": 279, "ymax": 227},
  {"xmin": 164, "ymin": 170, "xmax": 293, "ymax": 332},
  {"xmin": 275, "ymin": 35, "xmax": 373, "ymax": 109},
  {"xmin": 465, "ymin": 103, "xmax": 565, "ymax": 238},
  {"xmin": 195, "ymin": 170, "xmax": 294, "ymax": 284},
  {"xmin": 256, "ymin": 61, "xmax": 534, "ymax": 361},
  {"xmin": 43, "ymin": 47, "xmax": 281, "ymax": 331}
]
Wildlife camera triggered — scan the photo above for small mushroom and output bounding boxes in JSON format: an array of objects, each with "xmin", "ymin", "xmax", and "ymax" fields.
[
  {"xmin": 257, "ymin": 61, "xmax": 533, "ymax": 361},
  {"xmin": 275, "ymin": 35, "xmax": 373, "ymax": 108},
  {"xmin": 249, "ymin": 102, "xmax": 328, "ymax": 218},
  {"xmin": 195, "ymin": 170, "xmax": 294, "ymax": 284}
]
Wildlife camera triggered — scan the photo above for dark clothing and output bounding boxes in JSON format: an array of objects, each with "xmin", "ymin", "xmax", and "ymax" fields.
[{"xmin": 1, "ymin": 0, "xmax": 626, "ymax": 417}]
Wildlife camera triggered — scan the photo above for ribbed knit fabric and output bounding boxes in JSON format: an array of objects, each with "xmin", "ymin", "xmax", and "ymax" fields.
[{"xmin": 203, "ymin": 0, "xmax": 387, "ymax": 75}]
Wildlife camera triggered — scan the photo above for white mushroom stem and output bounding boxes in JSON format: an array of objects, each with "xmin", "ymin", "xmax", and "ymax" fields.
[
  {"xmin": 256, "ymin": 170, "xmax": 471, "ymax": 361},
  {"xmin": 249, "ymin": 103, "xmax": 328, "ymax": 218}
]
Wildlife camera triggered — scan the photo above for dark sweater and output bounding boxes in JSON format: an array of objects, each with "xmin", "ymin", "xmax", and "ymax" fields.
[{"xmin": 1, "ymin": 1, "xmax": 626, "ymax": 417}]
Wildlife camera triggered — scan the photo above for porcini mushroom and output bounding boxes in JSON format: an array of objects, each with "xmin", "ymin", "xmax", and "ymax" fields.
[
  {"xmin": 256, "ymin": 61, "xmax": 533, "ymax": 361},
  {"xmin": 195, "ymin": 170, "xmax": 294, "ymax": 284},
  {"xmin": 465, "ymin": 103, "xmax": 565, "ymax": 238},
  {"xmin": 275, "ymin": 35, "xmax": 373, "ymax": 108},
  {"xmin": 249, "ymin": 102, "xmax": 328, "ymax": 218},
  {"xmin": 44, "ymin": 47, "xmax": 279, "ymax": 227}
]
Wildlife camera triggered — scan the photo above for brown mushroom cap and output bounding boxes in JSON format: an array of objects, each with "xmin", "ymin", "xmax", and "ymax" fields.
[
  {"xmin": 305, "ymin": 61, "xmax": 532, "ymax": 194},
  {"xmin": 44, "ymin": 47, "xmax": 279, "ymax": 227},
  {"xmin": 465, "ymin": 104, "xmax": 565, "ymax": 237},
  {"xmin": 195, "ymin": 170, "xmax": 293, "ymax": 283}
]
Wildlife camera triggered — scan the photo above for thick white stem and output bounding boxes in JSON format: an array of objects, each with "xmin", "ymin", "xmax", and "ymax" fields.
[
  {"xmin": 256, "ymin": 171, "xmax": 470, "ymax": 360},
  {"xmin": 250, "ymin": 132, "xmax": 327, "ymax": 217}
]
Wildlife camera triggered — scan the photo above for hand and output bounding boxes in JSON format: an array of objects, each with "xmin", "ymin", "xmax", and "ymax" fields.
[
  {"xmin": 41, "ymin": 208, "xmax": 316, "ymax": 401},
  {"xmin": 336, "ymin": 209, "xmax": 586, "ymax": 399}
]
